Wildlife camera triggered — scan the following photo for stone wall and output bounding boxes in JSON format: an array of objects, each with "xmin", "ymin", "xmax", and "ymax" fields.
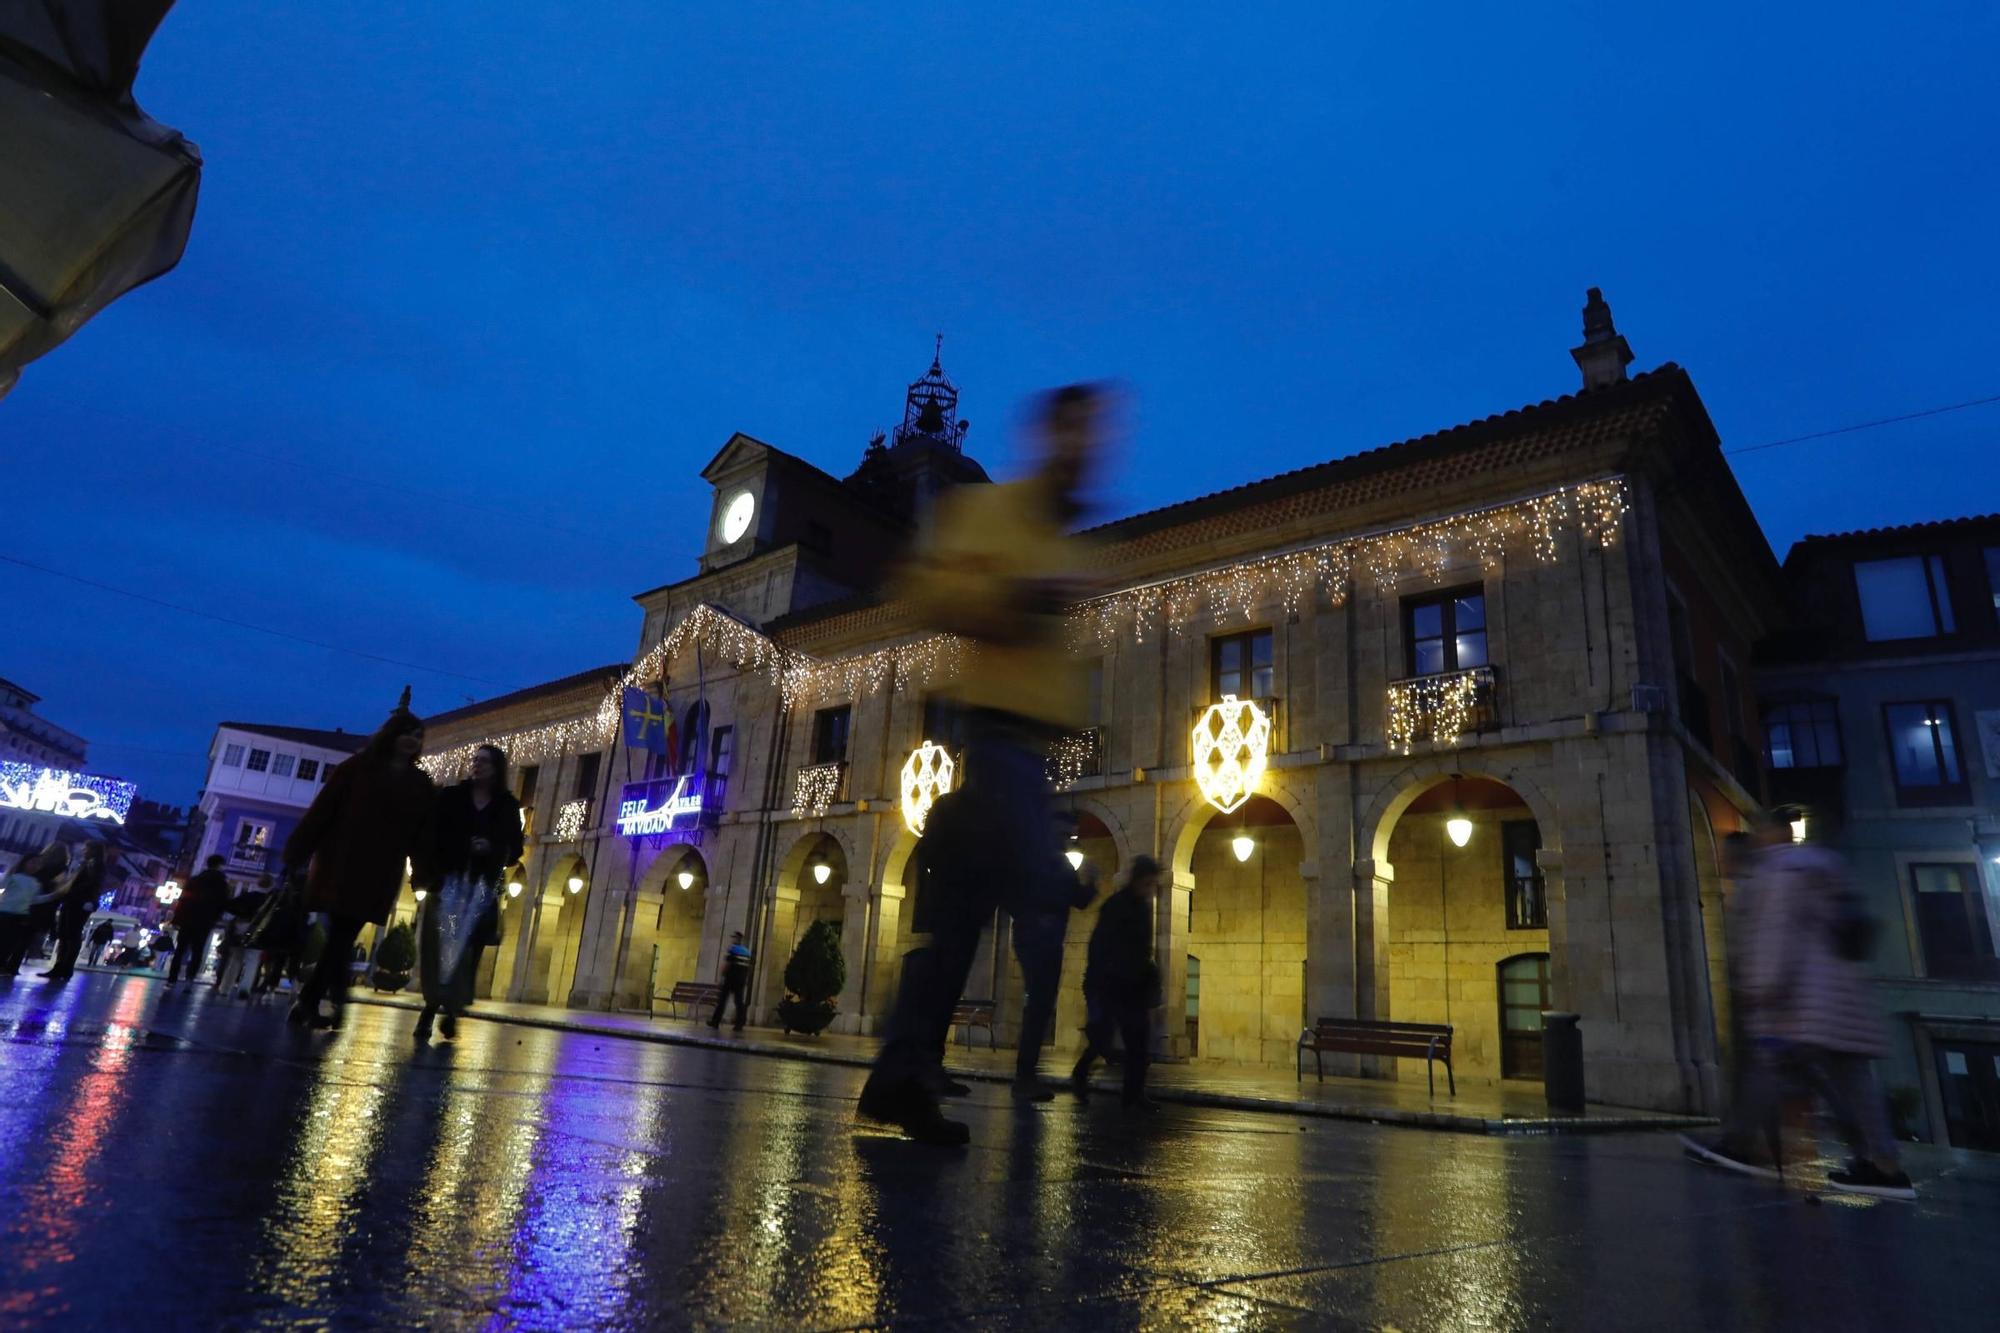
[{"xmin": 1185, "ymin": 822, "xmax": 1308, "ymax": 1067}]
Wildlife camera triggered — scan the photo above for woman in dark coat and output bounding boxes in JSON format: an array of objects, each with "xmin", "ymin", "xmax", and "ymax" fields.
[
  {"xmin": 414, "ymin": 743, "xmax": 522, "ymax": 1042},
  {"xmin": 282, "ymin": 689, "xmax": 436, "ymax": 1030},
  {"xmin": 39, "ymin": 839, "xmax": 105, "ymax": 981}
]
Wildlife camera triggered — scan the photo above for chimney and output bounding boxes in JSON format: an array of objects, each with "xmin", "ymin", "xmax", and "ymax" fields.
[{"xmin": 1570, "ymin": 287, "xmax": 1633, "ymax": 390}]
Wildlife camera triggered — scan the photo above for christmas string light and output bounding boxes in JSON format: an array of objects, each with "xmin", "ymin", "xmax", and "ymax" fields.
[
  {"xmin": 1384, "ymin": 667, "xmax": 1491, "ymax": 755},
  {"xmin": 553, "ymin": 799, "xmax": 588, "ymax": 841},
  {"xmin": 791, "ymin": 761, "xmax": 844, "ymax": 819},
  {"xmin": 1045, "ymin": 728, "xmax": 1103, "ymax": 789}
]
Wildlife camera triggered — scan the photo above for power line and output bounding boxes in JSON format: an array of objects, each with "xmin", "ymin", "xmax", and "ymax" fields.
[
  {"xmin": 0, "ymin": 552, "xmax": 508, "ymax": 689},
  {"xmin": 1726, "ymin": 392, "xmax": 2000, "ymax": 456}
]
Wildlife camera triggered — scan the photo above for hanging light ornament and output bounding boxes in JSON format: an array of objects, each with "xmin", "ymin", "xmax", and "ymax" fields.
[
  {"xmin": 1192, "ymin": 694, "xmax": 1271, "ymax": 814},
  {"xmin": 566, "ymin": 874, "xmax": 585, "ymax": 894},
  {"xmin": 811, "ymin": 860, "xmax": 833, "ymax": 885},
  {"xmin": 677, "ymin": 869, "xmax": 696, "ymax": 891},
  {"xmin": 1445, "ymin": 775, "xmax": 1473, "ymax": 848},
  {"xmin": 1231, "ymin": 833, "xmax": 1256, "ymax": 863},
  {"xmin": 899, "ymin": 740, "xmax": 956, "ymax": 835}
]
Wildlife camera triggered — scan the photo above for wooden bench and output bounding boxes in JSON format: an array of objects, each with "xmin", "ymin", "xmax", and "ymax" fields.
[
  {"xmin": 659, "ymin": 980, "xmax": 722, "ymax": 1021},
  {"xmin": 1298, "ymin": 1018, "xmax": 1456, "ymax": 1097},
  {"xmin": 950, "ymin": 999, "xmax": 997, "ymax": 1049}
]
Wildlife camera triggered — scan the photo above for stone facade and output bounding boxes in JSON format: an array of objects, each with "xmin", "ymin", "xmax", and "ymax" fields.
[{"xmin": 418, "ymin": 316, "xmax": 1788, "ymax": 1115}]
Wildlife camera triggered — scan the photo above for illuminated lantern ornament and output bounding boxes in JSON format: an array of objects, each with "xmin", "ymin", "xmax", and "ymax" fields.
[
  {"xmin": 566, "ymin": 874, "xmax": 585, "ymax": 894},
  {"xmin": 899, "ymin": 740, "xmax": 956, "ymax": 835},
  {"xmin": 677, "ymin": 869, "xmax": 696, "ymax": 891},
  {"xmin": 1191, "ymin": 695, "xmax": 1270, "ymax": 814},
  {"xmin": 812, "ymin": 860, "xmax": 833, "ymax": 885},
  {"xmin": 1231, "ymin": 834, "xmax": 1256, "ymax": 863}
]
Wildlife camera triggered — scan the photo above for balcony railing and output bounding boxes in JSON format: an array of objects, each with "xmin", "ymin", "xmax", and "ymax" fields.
[
  {"xmin": 552, "ymin": 797, "xmax": 591, "ymax": 840},
  {"xmin": 1384, "ymin": 667, "xmax": 1496, "ymax": 754},
  {"xmin": 791, "ymin": 761, "xmax": 847, "ymax": 819},
  {"xmin": 1047, "ymin": 726, "xmax": 1105, "ymax": 788},
  {"xmin": 226, "ymin": 844, "xmax": 271, "ymax": 872}
]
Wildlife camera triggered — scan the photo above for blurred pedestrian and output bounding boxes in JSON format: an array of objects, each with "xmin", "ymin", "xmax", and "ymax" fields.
[
  {"xmin": 215, "ymin": 875, "xmax": 273, "ymax": 998},
  {"xmin": 709, "ymin": 932, "xmax": 752, "ymax": 1031},
  {"xmin": 38, "ymin": 839, "xmax": 105, "ymax": 982},
  {"xmin": 1070, "ymin": 856, "xmax": 1162, "ymax": 1108},
  {"xmin": 1683, "ymin": 809, "xmax": 1915, "ymax": 1199},
  {"xmin": 20, "ymin": 841, "xmax": 71, "ymax": 965},
  {"xmin": 282, "ymin": 689, "xmax": 436, "ymax": 1032},
  {"xmin": 168, "ymin": 854, "xmax": 231, "ymax": 985},
  {"xmin": 1, "ymin": 845, "xmax": 67, "ymax": 975},
  {"xmin": 858, "ymin": 383, "xmax": 1107, "ymax": 1144},
  {"xmin": 1010, "ymin": 815, "xmax": 1098, "ymax": 1101},
  {"xmin": 243, "ymin": 871, "xmax": 308, "ymax": 998},
  {"xmin": 86, "ymin": 917, "xmax": 116, "ymax": 967},
  {"xmin": 413, "ymin": 743, "xmax": 520, "ymax": 1042}
]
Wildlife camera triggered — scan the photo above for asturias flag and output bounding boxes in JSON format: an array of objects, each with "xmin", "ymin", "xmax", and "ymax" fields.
[{"xmin": 622, "ymin": 688, "xmax": 674, "ymax": 762}]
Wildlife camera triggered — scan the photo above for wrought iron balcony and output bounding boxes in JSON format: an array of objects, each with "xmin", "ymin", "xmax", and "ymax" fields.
[
  {"xmin": 226, "ymin": 844, "xmax": 271, "ymax": 872},
  {"xmin": 1047, "ymin": 726, "xmax": 1105, "ymax": 788},
  {"xmin": 552, "ymin": 797, "xmax": 591, "ymax": 840},
  {"xmin": 1384, "ymin": 667, "xmax": 1496, "ymax": 753},
  {"xmin": 791, "ymin": 761, "xmax": 847, "ymax": 819}
]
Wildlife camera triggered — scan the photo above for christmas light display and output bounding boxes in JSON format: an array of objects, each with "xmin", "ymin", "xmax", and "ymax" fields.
[
  {"xmin": 0, "ymin": 762, "xmax": 137, "ymax": 825},
  {"xmin": 899, "ymin": 741, "xmax": 956, "ymax": 835},
  {"xmin": 1192, "ymin": 695, "xmax": 1271, "ymax": 814},
  {"xmin": 615, "ymin": 775, "xmax": 703, "ymax": 837},
  {"xmin": 1384, "ymin": 667, "xmax": 1491, "ymax": 754},
  {"xmin": 791, "ymin": 761, "xmax": 844, "ymax": 819},
  {"xmin": 422, "ymin": 477, "xmax": 1627, "ymax": 771},
  {"xmin": 553, "ymin": 798, "xmax": 588, "ymax": 840},
  {"xmin": 1045, "ymin": 728, "xmax": 1102, "ymax": 790}
]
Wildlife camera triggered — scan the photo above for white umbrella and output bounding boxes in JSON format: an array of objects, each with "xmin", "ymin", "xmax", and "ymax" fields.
[{"xmin": 0, "ymin": 0, "xmax": 201, "ymax": 398}]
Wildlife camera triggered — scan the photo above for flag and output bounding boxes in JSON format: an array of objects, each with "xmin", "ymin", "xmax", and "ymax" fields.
[{"xmin": 622, "ymin": 688, "xmax": 671, "ymax": 757}]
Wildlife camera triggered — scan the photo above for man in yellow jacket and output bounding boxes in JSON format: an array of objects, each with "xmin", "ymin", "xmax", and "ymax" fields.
[{"xmin": 859, "ymin": 384, "xmax": 1105, "ymax": 1144}]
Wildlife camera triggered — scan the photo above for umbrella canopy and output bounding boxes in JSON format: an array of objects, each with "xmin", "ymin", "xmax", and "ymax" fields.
[{"xmin": 0, "ymin": 0, "xmax": 201, "ymax": 398}]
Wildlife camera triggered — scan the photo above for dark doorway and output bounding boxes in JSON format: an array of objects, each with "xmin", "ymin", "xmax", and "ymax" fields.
[{"xmin": 1498, "ymin": 953, "xmax": 1551, "ymax": 1079}]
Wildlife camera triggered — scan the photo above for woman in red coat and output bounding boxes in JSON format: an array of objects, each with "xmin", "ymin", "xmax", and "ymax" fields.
[{"xmin": 282, "ymin": 690, "xmax": 436, "ymax": 1030}]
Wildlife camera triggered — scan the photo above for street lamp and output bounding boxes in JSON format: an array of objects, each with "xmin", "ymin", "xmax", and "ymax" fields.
[
  {"xmin": 413, "ymin": 888, "xmax": 427, "ymax": 903},
  {"xmin": 677, "ymin": 869, "xmax": 695, "ymax": 891},
  {"xmin": 812, "ymin": 860, "xmax": 832, "ymax": 885},
  {"xmin": 566, "ymin": 874, "xmax": 585, "ymax": 894},
  {"xmin": 1066, "ymin": 847, "xmax": 1085, "ymax": 871},
  {"xmin": 1231, "ymin": 833, "xmax": 1256, "ymax": 863},
  {"xmin": 1445, "ymin": 775, "xmax": 1473, "ymax": 848},
  {"xmin": 506, "ymin": 879, "xmax": 524, "ymax": 899}
]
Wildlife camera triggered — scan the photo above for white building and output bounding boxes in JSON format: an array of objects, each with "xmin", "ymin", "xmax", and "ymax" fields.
[{"xmin": 186, "ymin": 723, "xmax": 366, "ymax": 889}]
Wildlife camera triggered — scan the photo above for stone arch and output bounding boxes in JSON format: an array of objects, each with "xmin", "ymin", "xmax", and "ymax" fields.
[
  {"xmin": 1359, "ymin": 757, "xmax": 1561, "ymax": 871},
  {"xmin": 761, "ymin": 829, "xmax": 851, "ymax": 1010},
  {"xmin": 1059, "ymin": 792, "xmax": 1136, "ymax": 873},
  {"xmin": 1165, "ymin": 773, "xmax": 1318, "ymax": 883}
]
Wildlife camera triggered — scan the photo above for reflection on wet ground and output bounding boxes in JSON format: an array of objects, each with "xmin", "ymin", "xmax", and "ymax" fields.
[{"xmin": 2, "ymin": 975, "xmax": 1996, "ymax": 1330}]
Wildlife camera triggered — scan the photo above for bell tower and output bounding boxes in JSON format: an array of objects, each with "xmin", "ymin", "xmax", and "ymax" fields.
[{"xmin": 845, "ymin": 337, "xmax": 990, "ymax": 517}]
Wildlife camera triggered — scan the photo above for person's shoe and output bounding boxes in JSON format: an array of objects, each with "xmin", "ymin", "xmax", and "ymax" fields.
[
  {"xmin": 1011, "ymin": 1079, "xmax": 1056, "ymax": 1103},
  {"xmin": 858, "ymin": 1076, "xmax": 972, "ymax": 1146},
  {"xmin": 918, "ymin": 1066, "xmax": 971, "ymax": 1098},
  {"xmin": 286, "ymin": 1000, "xmax": 314, "ymax": 1028},
  {"xmin": 1826, "ymin": 1160, "xmax": 1917, "ymax": 1201},
  {"xmin": 1679, "ymin": 1134, "xmax": 1781, "ymax": 1181},
  {"xmin": 38, "ymin": 969, "xmax": 72, "ymax": 982},
  {"xmin": 439, "ymin": 1013, "xmax": 457, "ymax": 1041},
  {"xmin": 413, "ymin": 1011, "xmax": 434, "ymax": 1042}
]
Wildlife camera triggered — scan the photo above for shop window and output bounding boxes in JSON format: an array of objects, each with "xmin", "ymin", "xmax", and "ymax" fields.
[
  {"xmin": 1498, "ymin": 953, "xmax": 1551, "ymax": 1079},
  {"xmin": 1910, "ymin": 863, "xmax": 2000, "ymax": 981},
  {"xmin": 812, "ymin": 705, "xmax": 852, "ymax": 765},
  {"xmin": 1884, "ymin": 702, "xmax": 1968, "ymax": 805},
  {"xmin": 1502, "ymin": 821, "xmax": 1546, "ymax": 929},
  {"xmin": 1404, "ymin": 588, "xmax": 1487, "ymax": 677},
  {"xmin": 1855, "ymin": 555, "xmax": 1955, "ymax": 641},
  {"xmin": 1763, "ymin": 699, "xmax": 1842, "ymax": 769},
  {"xmin": 1211, "ymin": 629, "xmax": 1273, "ymax": 699}
]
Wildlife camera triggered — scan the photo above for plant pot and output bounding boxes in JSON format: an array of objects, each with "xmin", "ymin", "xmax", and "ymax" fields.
[
  {"xmin": 372, "ymin": 969, "xmax": 411, "ymax": 993},
  {"xmin": 777, "ymin": 996, "xmax": 837, "ymax": 1036}
]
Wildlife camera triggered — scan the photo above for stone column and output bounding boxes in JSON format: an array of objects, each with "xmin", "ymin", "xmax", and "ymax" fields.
[
  {"xmin": 1536, "ymin": 847, "xmax": 1569, "ymax": 1004},
  {"xmin": 1159, "ymin": 869, "xmax": 1194, "ymax": 1058},
  {"xmin": 831, "ymin": 880, "xmax": 871, "ymax": 1034},
  {"xmin": 755, "ymin": 879, "xmax": 800, "ymax": 1021},
  {"xmin": 861, "ymin": 879, "xmax": 905, "ymax": 1036},
  {"xmin": 1352, "ymin": 857, "xmax": 1392, "ymax": 1021}
]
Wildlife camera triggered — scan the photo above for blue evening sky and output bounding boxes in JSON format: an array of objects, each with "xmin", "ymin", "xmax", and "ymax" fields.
[{"xmin": 5, "ymin": 3, "xmax": 1996, "ymax": 805}]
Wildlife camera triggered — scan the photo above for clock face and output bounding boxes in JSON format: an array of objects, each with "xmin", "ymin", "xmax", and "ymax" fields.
[{"xmin": 718, "ymin": 491, "xmax": 755, "ymax": 545}]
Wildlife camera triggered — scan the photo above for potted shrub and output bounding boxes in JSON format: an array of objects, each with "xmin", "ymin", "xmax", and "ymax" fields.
[
  {"xmin": 371, "ymin": 921, "xmax": 416, "ymax": 992},
  {"xmin": 776, "ymin": 919, "xmax": 845, "ymax": 1036}
]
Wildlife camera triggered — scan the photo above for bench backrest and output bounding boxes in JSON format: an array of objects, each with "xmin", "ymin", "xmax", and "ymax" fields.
[
  {"xmin": 1305, "ymin": 1018, "xmax": 1452, "ymax": 1056},
  {"xmin": 671, "ymin": 981, "xmax": 720, "ymax": 999},
  {"xmin": 950, "ymin": 1000, "xmax": 995, "ymax": 1021}
]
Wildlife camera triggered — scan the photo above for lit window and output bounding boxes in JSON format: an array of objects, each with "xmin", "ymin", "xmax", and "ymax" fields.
[
  {"xmin": 1884, "ymin": 701, "xmax": 1967, "ymax": 804},
  {"xmin": 297, "ymin": 758, "xmax": 319, "ymax": 782},
  {"xmin": 221, "ymin": 743, "xmax": 244, "ymax": 767},
  {"xmin": 245, "ymin": 749, "xmax": 271, "ymax": 773},
  {"xmin": 1763, "ymin": 700, "xmax": 1842, "ymax": 769},
  {"xmin": 1404, "ymin": 589, "xmax": 1487, "ymax": 676},
  {"xmin": 270, "ymin": 754, "xmax": 295, "ymax": 778},
  {"xmin": 1855, "ymin": 555, "xmax": 1955, "ymax": 641}
]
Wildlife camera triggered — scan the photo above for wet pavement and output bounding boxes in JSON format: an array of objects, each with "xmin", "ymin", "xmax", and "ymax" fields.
[{"xmin": 4, "ymin": 975, "xmax": 1998, "ymax": 1331}]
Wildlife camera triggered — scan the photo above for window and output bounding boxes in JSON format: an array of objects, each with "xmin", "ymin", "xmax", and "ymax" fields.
[
  {"xmin": 1404, "ymin": 588, "xmax": 1487, "ymax": 677},
  {"xmin": 517, "ymin": 764, "xmax": 540, "ymax": 806},
  {"xmin": 709, "ymin": 727, "xmax": 734, "ymax": 807},
  {"xmin": 1501, "ymin": 821, "xmax": 1546, "ymax": 929},
  {"xmin": 296, "ymin": 758, "xmax": 319, "ymax": 782},
  {"xmin": 221, "ymin": 743, "xmax": 245, "ymax": 768},
  {"xmin": 245, "ymin": 749, "xmax": 271, "ymax": 773},
  {"xmin": 1855, "ymin": 555, "xmax": 1955, "ymax": 641},
  {"xmin": 271, "ymin": 754, "xmax": 295, "ymax": 779},
  {"xmin": 1884, "ymin": 702, "xmax": 1968, "ymax": 804},
  {"xmin": 234, "ymin": 819, "xmax": 271, "ymax": 849},
  {"xmin": 1933, "ymin": 1038, "xmax": 2000, "ymax": 1151},
  {"xmin": 1083, "ymin": 659, "xmax": 1105, "ymax": 727},
  {"xmin": 920, "ymin": 695, "xmax": 969, "ymax": 753},
  {"xmin": 812, "ymin": 705, "xmax": 852, "ymax": 764},
  {"xmin": 1211, "ymin": 629, "xmax": 1273, "ymax": 698},
  {"xmin": 573, "ymin": 752, "xmax": 601, "ymax": 800},
  {"xmin": 1497, "ymin": 954, "xmax": 1552, "ymax": 1079},
  {"xmin": 1763, "ymin": 699, "xmax": 1842, "ymax": 769},
  {"xmin": 1910, "ymin": 863, "xmax": 1999, "ymax": 981}
]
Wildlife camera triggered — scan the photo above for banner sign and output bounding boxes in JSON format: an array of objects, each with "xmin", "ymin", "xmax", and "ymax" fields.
[
  {"xmin": 0, "ymin": 763, "xmax": 137, "ymax": 825},
  {"xmin": 616, "ymin": 774, "xmax": 703, "ymax": 838}
]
